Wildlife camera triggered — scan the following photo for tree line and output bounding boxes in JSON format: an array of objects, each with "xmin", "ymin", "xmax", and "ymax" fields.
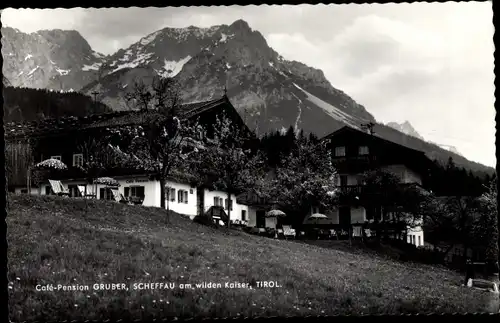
[{"xmin": 3, "ymin": 86, "xmax": 112, "ymax": 123}]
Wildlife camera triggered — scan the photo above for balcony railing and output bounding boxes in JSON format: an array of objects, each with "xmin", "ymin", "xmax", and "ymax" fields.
[
  {"xmin": 331, "ymin": 155, "xmax": 375, "ymax": 162},
  {"xmin": 339, "ymin": 185, "xmax": 364, "ymax": 195},
  {"xmin": 338, "ymin": 182, "xmax": 424, "ymax": 196}
]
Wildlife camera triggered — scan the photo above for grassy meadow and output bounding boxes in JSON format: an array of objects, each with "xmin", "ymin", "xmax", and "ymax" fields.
[{"xmin": 7, "ymin": 194, "xmax": 499, "ymax": 321}]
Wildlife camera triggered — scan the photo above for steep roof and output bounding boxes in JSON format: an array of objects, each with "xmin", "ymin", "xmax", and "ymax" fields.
[
  {"xmin": 322, "ymin": 125, "xmax": 427, "ymax": 156},
  {"xmin": 5, "ymin": 96, "xmax": 230, "ymax": 139}
]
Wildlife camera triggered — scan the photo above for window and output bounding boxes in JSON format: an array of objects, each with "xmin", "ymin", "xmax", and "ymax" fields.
[
  {"xmin": 20, "ymin": 189, "xmax": 28, "ymax": 194},
  {"xmin": 418, "ymin": 236, "xmax": 421, "ymax": 246},
  {"xmin": 72, "ymin": 154, "xmax": 84, "ymax": 167},
  {"xmin": 359, "ymin": 146, "xmax": 369, "ymax": 155},
  {"xmin": 225, "ymin": 198, "xmax": 233, "ymax": 211},
  {"xmin": 214, "ymin": 196, "xmax": 223, "ymax": 207},
  {"xmin": 241, "ymin": 210, "xmax": 247, "ymax": 221},
  {"xmin": 166, "ymin": 188, "xmax": 176, "ymax": 202},
  {"xmin": 45, "ymin": 185, "xmax": 53, "ymax": 195},
  {"xmin": 334, "ymin": 146, "xmax": 346, "ymax": 157},
  {"xmin": 178, "ymin": 190, "xmax": 188, "ymax": 204},
  {"xmin": 51, "ymin": 155, "xmax": 62, "ymax": 161},
  {"xmin": 125, "ymin": 186, "xmax": 145, "ymax": 198},
  {"xmin": 99, "ymin": 188, "xmax": 114, "ymax": 200}
]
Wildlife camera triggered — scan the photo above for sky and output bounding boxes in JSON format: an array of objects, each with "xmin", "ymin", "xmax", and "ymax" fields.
[{"xmin": 2, "ymin": 2, "xmax": 496, "ymax": 167}]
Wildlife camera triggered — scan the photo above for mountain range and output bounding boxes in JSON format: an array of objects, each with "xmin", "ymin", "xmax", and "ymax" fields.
[
  {"xmin": 1, "ymin": 20, "xmax": 492, "ymax": 175},
  {"xmin": 387, "ymin": 121, "xmax": 462, "ymax": 157}
]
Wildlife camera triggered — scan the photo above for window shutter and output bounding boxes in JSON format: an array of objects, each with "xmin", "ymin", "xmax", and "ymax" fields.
[
  {"xmin": 225, "ymin": 198, "xmax": 228, "ymax": 210},
  {"xmin": 214, "ymin": 197, "xmax": 218, "ymax": 206},
  {"xmin": 184, "ymin": 191, "xmax": 188, "ymax": 204},
  {"xmin": 100, "ymin": 188, "xmax": 105, "ymax": 199},
  {"xmin": 171, "ymin": 188, "xmax": 176, "ymax": 201}
]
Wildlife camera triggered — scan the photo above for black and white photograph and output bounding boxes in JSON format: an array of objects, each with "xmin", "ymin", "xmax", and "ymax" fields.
[{"xmin": 2, "ymin": 1, "xmax": 498, "ymax": 321}]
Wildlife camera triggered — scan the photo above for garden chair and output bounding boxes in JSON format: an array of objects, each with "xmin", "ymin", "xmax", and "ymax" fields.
[
  {"xmin": 329, "ymin": 229, "xmax": 339, "ymax": 240},
  {"xmin": 282, "ymin": 225, "xmax": 296, "ymax": 239},
  {"xmin": 48, "ymin": 180, "xmax": 69, "ymax": 197},
  {"xmin": 110, "ymin": 188, "xmax": 129, "ymax": 203},
  {"xmin": 77, "ymin": 185, "xmax": 96, "ymax": 199},
  {"xmin": 353, "ymin": 226, "xmax": 363, "ymax": 240}
]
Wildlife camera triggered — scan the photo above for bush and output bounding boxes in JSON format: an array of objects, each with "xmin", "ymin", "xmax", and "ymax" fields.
[{"xmin": 193, "ymin": 215, "xmax": 218, "ymax": 228}]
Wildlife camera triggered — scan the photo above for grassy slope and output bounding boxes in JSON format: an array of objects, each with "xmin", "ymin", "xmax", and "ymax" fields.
[{"xmin": 7, "ymin": 194, "xmax": 499, "ymax": 321}]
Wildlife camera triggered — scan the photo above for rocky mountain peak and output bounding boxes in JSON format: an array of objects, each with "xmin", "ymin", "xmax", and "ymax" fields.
[
  {"xmin": 387, "ymin": 121, "xmax": 424, "ymax": 140},
  {"xmin": 229, "ymin": 19, "xmax": 252, "ymax": 33},
  {"xmin": 2, "ymin": 26, "xmax": 105, "ymax": 91}
]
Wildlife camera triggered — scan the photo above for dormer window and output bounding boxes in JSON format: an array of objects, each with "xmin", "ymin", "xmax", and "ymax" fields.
[
  {"xmin": 73, "ymin": 154, "xmax": 84, "ymax": 167},
  {"xmin": 334, "ymin": 146, "xmax": 346, "ymax": 157},
  {"xmin": 359, "ymin": 146, "xmax": 369, "ymax": 155}
]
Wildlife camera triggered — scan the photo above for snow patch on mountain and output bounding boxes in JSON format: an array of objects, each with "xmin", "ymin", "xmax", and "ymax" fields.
[
  {"xmin": 110, "ymin": 52, "xmax": 154, "ymax": 74},
  {"xmin": 292, "ymin": 83, "xmax": 359, "ymax": 129},
  {"xmin": 218, "ymin": 32, "xmax": 234, "ymax": 43},
  {"xmin": 160, "ymin": 55, "xmax": 192, "ymax": 78},
  {"xmin": 119, "ymin": 49, "xmax": 134, "ymax": 62},
  {"xmin": 140, "ymin": 30, "xmax": 162, "ymax": 46},
  {"xmin": 27, "ymin": 66, "xmax": 39, "ymax": 77},
  {"xmin": 82, "ymin": 62, "xmax": 102, "ymax": 71},
  {"xmin": 269, "ymin": 62, "xmax": 288, "ymax": 77},
  {"xmin": 226, "ymin": 62, "xmax": 231, "ymax": 69},
  {"xmin": 56, "ymin": 68, "xmax": 70, "ymax": 76},
  {"xmin": 24, "ymin": 54, "xmax": 33, "ymax": 61},
  {"xmin": 290, "ymin": 92, "xmax": 303, "ymax": 130}
]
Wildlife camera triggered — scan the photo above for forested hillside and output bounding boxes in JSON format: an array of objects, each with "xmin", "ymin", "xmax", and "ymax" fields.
[{"xmin": 3, "ymin": 86, "xmax": 112, "ymax": 123}]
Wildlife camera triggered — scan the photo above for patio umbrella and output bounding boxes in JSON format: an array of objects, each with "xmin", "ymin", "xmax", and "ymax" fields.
[
  {"xmin": 35, "ymin": 158, "xmax": 68, "ymax": 171},
  {"xmin": 266, "ymin": 209, "xmax": 286, "ymax": 218},
  {"xmin": 94, "ymin": 177, "xmax": 120, "ymax": 187},
  {"xmin": 308, "ymin": 213, "xmax": 328, "ymax": 225}
]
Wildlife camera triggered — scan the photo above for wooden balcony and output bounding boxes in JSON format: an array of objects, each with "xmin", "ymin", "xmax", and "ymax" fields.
[
  {"xmin": 331, "ymin": 155, "xmax": 377, "ymax": 173},
  {"xmin": 337, "ymin": 182, "xmax": 425, "ymax": 200},
  {"xmin": 338, "ymin": 185, "xmax": 364, "ymax": 195},
  {"xmin": 331, "ymin": 155, "xmax": 373, "ymax": 162}
]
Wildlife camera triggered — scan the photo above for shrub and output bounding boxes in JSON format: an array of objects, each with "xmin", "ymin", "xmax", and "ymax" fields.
[{"xmin": 193, "ymin": 215, "xmax": 218, "ymax": 228}]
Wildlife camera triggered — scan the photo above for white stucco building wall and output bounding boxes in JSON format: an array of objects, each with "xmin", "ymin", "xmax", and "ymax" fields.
[
  {"xmin": 407, "ymin": 226, "xmax": 425, "ymax": 247},
  {"xmin": 203, "ymin": 189, "xmax": 249, "ymax": 222},
  {"xmin": 164, "ymin": 181, "xmax": 198, "ymax": 217}
]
